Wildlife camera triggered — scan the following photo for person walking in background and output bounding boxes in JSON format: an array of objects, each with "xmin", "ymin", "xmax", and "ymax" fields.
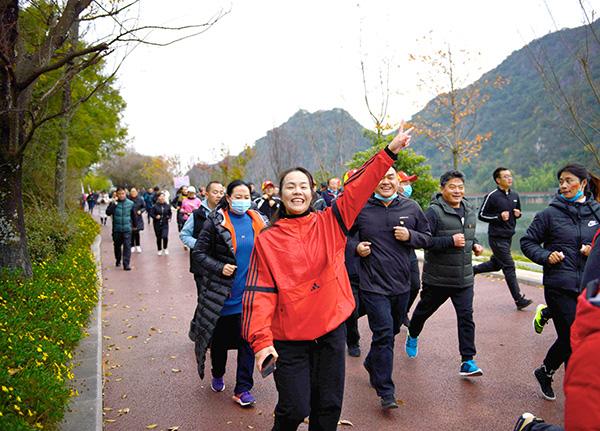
[
  {"xmin": 406, "ymin": 170, "xmax": 485, "ymax": 377},
  {"xmin": 106, "ymin": 187, "xmax": 135, "ymax": 271},
  {"xmin": 150, "ymin": 192, "xmax": 172, "ymax": 256},
  {"xmin": 180, "ymin": 181, "xmax": 225, "ymax": 340},
  {"xmin": 351, "ymin": 166, "xmax": 431, "ymax": 409},
  {"xmin": 172, "ymin": 185, "xmax": 189, "ymax": 233},
  {"xmin": 129, "ymin": 187, "xmax": 146, "ymax": 253},
  {"xmin": 396, "ymin": 170, "xmax": 422, "ymax": 327},
  {"xmin": 191, "ymin": 180, "xmax": 267, "ymax": 408},
  {"xmin": 321, "ymin": 177, "xmax": 341, "ymax": 207},
  {"xmin": 180, "ymin": 186, "xmax": 202, "ymax": 237},
  {"xmin": 241, "ymin": 124, "xmax": 412, "ymax": 430},
  {"xmin": 86, "ymin": 190, "xmax": 98, "ymax": 214},
  {"xmin": 254, "ymin": 180, "xmax": 281, "ymax": 220},
  {"xmin": 474, "ymin": 167, "xmax": 532, "ymax": 310},
  {"xmin": 97, "ymin": 191, "xmax": 110, "ymax": 226},
  {"xmin": 143, "ymin": 187, "xmax": 155, "ymax": 223},
  {"xmin": 520, "ymin": 163, "xmax": 600, "ymax": 401}
]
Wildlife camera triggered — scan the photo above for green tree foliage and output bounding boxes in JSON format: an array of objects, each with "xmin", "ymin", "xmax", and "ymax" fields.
[
  {"xmin": 347, "ymin": 130, "xmax": 438, "ymax": 210},
  {"xmin": 98, "ymin": 149, "xmax": 175, "ymax": 190}
]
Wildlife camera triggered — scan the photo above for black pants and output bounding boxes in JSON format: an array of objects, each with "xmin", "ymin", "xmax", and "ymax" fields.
[
  {"xmin": 406, "ymin": 254, "xmax": 421, "ymax": 313},
  {"xmin": 153, "ymin": 223, "xmax": 169, "ymax": 250},
  {"xmin": 131, "ymin": 230, "xmax": 141, "ymax": 247},
  {"xmin": 409, "ymin": 284, "xmax": 476, "ymax": 361},
  {"xmin": 345, "ymin": 277, "xmax": 361, "ymax": 348},
  {"xmin": 210, "ymin": 314, "xmax": 254, "ymax": 394},
  {"xmin": 543, "ymin": 288, "xmax": 578, "ymax": 372},
  {"xmin": 473, "ymin": 236, "xmax": 522, "ymax": 301},
  {"xmin": 272, "ymin": 324, "xmax": 346, "ymax": 431},
  {"xmin": 528, "ymin": 424, "xmax": 564, "ymax": 431},
  {"xmin": 360, "ymin": 290, "xmax": 409, "ymax": 398},
  {"xmin": 112, "ymin": 231, "xmax": 131, "ymax": 267}
]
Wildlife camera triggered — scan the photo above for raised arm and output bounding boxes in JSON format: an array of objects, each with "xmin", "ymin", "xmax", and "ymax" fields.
[{"xmin": 332, "ymin": 122, "xmax": 413, "ymax": 233}]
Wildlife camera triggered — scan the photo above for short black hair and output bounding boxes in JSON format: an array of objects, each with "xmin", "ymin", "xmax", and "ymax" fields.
[
  {"xmin": 206, "ymin": 181, "xmax": 222, "ymax": 193},
  {"xmin": 116, "ymin": 186, "xmax": 126, "ymax": 192},
  {"xmin": 493, "ymin": 167, "xmax": 509, "ymax": 182},
  {"xmin": 557, "ymin": 163, "xmax": 590, "ymax": 194},
  {"xmin": 440, "ymin": 170, "xmax": 465, "ymax": 187}
]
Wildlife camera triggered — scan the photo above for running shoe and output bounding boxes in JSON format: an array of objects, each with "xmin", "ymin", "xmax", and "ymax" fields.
[
  {"xmin": 533, "ymin": 304, "xmax": 549, "ymax": 334},
  {"xmin": 232, "ymin": 391, "xmax": 256, "ymax": 407},
  {"xmin": 211, "ymin": 376, "xmax": 225, "ymax": 392},
  {"xmin": 460, "ymin": 360, "xmax": 483, "ymax": 377},
  {"xmin": 534, "ymin": 366, "xmax": 555, "ymax": 401},
  {"xmin": 516, "ymin": 296, "xmax": 533, "ymax": 310},
  {"xmin": 136, "ymin": 246, "xmax": 142, "ymax": 253},
  {"xmin": 164, "ymin": 249, "xmax": 169, "ymax": 255},
  {"xmin": 157, "ymin": 250, "xmax": 163, "ymax": 256},
  {"xmin": 348, "ymin": 345, "xmax": 361, "ymax": 357},
  {"xmin": 405, "ymin": 334, "xmax": 418, "ymax": 358},
  {"xmin": 513, "ymin": 413, "xmax": 545, "ymax": 431}
]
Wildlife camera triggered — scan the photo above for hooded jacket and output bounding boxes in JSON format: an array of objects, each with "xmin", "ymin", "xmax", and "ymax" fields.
[
  {"xmin": 520, "ymin": 194, "xmax": 600, "ymax": 292},
  {"xmin": 241, "ymin": 147, "xmax": 397, "ymax": 354},
  {"xmin": 564, "ymin": 281, "xmax": 600, "ymax": 430},
  {"xmin": 351, "ymin": 195, "xmax": 431, "ymax": 296},
  {"xmin": 190, "ymin": 207, "xmax": 266, "ymax": 378}
]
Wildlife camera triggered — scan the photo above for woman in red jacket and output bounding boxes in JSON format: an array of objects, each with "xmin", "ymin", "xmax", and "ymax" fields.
[{"xmin": 242, "ymin": 124, "xmax": 413, "ymax": 431}]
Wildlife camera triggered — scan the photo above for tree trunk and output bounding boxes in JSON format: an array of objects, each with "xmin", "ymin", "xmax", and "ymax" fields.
[
  {"xmin": 453, "ymin": 150, "xmax": 459, "ymax": 170},
  {"xmin": 0, "ymin": 150, "xmax": 32, "ymax": 276}
]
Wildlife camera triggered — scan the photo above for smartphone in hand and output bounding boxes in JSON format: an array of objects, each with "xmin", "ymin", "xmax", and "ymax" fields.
[{"xmin": 260, "ymin": 354, "xmax": 276, "ymax": 378}]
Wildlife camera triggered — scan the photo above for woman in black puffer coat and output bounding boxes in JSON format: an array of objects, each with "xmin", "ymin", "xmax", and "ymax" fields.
[
  {"xmin": 521, "ymin": 163, "xmax": 600, "ymax": 401},
  {"xmin": 129, "ymin": 187, "xmax": 146, "ymax": 253}
]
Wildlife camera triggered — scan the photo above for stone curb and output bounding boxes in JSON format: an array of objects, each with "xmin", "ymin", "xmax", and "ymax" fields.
[
  {"xmin": 60, "ymin": 234, "xmax": 102, "ymax": 431},
  {"xmin": 414, "ymin": 250, "xmax": 543, "ymax": 286}
]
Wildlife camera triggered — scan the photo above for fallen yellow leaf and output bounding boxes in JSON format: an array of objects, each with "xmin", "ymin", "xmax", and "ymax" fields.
[{"xmin": 146, "ymin": 424, "xmax": 158, "ymax": 429}]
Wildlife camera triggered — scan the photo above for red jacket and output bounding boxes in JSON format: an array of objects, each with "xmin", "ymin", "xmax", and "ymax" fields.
[
  {"xmin": 242, "ymin": 148, "xmax": 396, "ymax": 353},
  {"xmin": 564, "ymin": 286, "xmax": 600, "ymax": 430}
]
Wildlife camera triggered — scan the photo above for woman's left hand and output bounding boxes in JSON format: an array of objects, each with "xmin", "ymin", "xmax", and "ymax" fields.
[{"xmin": 581, "ymin": 244, "xmax": 592, "ymax": 256}]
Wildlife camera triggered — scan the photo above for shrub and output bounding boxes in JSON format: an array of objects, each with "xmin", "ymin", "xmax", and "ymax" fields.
[{"xmin": 0, "ymin": 211, "xmax": 99, "ymax": 430}]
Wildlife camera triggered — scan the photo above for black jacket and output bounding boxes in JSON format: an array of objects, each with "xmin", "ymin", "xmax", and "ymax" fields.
[
  {"xmin": 478, "ymin": 187, "xmax": 521, "ymax": 238},
  {"xmin": 351, "ymin": 196, "xmax": 431, "ymax": 295},
  {"xmin": 582, "ymin": 228, "xmax": 600, "ymax": 289},
  {"xmin": 520, "ymin": 195, "xmax": 600, "ymax": 292},
  {"xmin": 130, "ymin": 196, "xmax": 146, "ymax": 231},
  {"xmin": 423, "ymin": 194, "xmax": 479, "ymax": 289},
  {"xmin": 149, "ymin": 202, "xmax": 172, "ymax": 227},
  {"xmin": 254, "ymin": 195, "xmax": 281, "ymax": 221}
]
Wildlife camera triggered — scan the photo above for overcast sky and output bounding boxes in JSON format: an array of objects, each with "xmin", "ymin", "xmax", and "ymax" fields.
[{"xmin": 109, "ymin": 0, "xmax": 598, "ymax": 167}]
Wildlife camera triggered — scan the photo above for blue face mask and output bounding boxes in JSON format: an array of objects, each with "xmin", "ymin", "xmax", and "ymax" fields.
[
  {"xmin": 374, "ymin": 192, "xmax": 398, "ymax": 202},
  {"xmin": 230, "ymin": 199, "xmax": 252, "ymax": 215},
  {"xmin": 561, "ymin": 189, "xmax": 584, "ymax": 202},
  {"xmin": 401, "ymin": 185, "xmax": 413, "ymax": 198}
]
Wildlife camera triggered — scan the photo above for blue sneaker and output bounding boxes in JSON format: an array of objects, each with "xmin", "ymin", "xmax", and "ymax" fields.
[
  {"xmin": 232, "ymin": 391, "xmax": 256, "ymax": 407},
  {"xmin": 460, "ymin": 360, "xmax": 483, "ymax": 377},
  {"xmin": 211, "ymin": 376, "xmax": 225, "ymax": 392},
  {"xmin": 405, "ymin": 334, "xmax": 418, "ymax": 358}
]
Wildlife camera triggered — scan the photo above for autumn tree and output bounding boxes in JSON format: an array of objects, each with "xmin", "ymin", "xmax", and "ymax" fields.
[
  {"xmin": 0, "ymin": 0, "xmax": 226, "ymax": 275},
  {"xmin": 410, "ymin": 42, "xmax": 506, "ymax": 170}
]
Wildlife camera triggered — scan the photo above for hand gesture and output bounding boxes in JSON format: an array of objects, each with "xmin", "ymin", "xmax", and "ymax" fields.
[
  {"xmin": 388, "ymin": 120, "xmax": 414, "ymax": 154},
  {"xmin": 501, "ymin": 211, "xmax": 510, "ymax": 221},
  {"xmin": 513, "ymin": 209, "xmax": 521, "ymax": 218},
  {"xmin": 452, "ymin": 233, "xmax": 465, "ymax": 248},
  {"xmin": 255, "ymin": 346, "xmax": 278, "ymax": 373},
  {"xmin": 156, "ymin": 214, "xmax": 161, "ymax": 219},
  {"xmin": 547, "ymin": 251, "xmax": 565, "ymax": 265},
  {"xmin": 580, "ymin": 244, "xmax": 592, "ymax": 257},
  {"xmin": 473, "ymin": 244, "xmax": 484, "ymax": 256},
  {"xmin": 394, "ymin": 226, "xmax": 410, "ymax": 241},
  {"xmin": 222, "ymin": 264, "xmax": 237, "ymax": 276},
  {"xmin": 356, "ymin": 241, "xmax": 372, "ymax": 257}
]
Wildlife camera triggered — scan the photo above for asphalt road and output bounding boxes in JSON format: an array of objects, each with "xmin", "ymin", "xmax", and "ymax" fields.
[{"xmin": 101, "ymin": 218, "xmax": 564, "ymax": 431}]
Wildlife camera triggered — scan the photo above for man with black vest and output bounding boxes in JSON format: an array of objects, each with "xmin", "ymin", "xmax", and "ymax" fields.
[
  {"xmin": 405, "ymin": 170, "xmax": 485, "ymax": 377},
  {"xmin": 474, "ymin": 167, "xmax": 532, "ymax": 310},
  {"xmin": 351, "ymin": 166, "xmax": 431, "ymax": 409},
  {"xmin": 180, "ymin": 181, "xmax": 225, "ymax": 340}
]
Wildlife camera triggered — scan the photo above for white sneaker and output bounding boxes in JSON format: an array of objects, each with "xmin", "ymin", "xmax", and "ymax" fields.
[
  {"xmin": 136, "ymin": 246, "xmax": 142, "ymax": 253},
  {"xmin": 157, "ymin": 250, "xmax": 163, "ymax": 256},
  {"xmin": 164, "ymin": 249, "xmax": 169, "ymax": 255},
  {"xmin": 131, "ymin": 247, "xmax": 136, "ymax": 253}
]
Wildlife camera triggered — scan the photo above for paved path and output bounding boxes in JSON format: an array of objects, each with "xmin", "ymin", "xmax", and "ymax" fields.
[{"xmin": 101, "ymin": 218, "xmax": 564, "ymax": 431}]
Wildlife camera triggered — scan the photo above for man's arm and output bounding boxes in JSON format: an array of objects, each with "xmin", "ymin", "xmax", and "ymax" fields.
[
  {"xmin": 478, "ymin": 190, "xmax": 501, "ymax": 224},
  {"xmin": 424, "ymin": 207, "xmax": 454, "ymax": 250},
  {"xmin": 179, "ymin": 216, "xmax": 197, "ymax": 249}
]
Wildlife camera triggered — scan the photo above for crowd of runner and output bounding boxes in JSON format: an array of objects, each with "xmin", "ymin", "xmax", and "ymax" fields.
[{"xmin": 95, "ymin": 128, "xmax": 600, "ymax": 431}]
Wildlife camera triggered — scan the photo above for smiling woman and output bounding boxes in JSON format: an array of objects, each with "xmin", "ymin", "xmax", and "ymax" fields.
[{"xmin": 241, "ymin": 123, "xmax": 413, "ymax": 430}]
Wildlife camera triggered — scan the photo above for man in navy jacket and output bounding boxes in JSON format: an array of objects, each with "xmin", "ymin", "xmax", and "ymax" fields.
[
  {"xmin": 474, "ymin": 167, "xmax": 532, "ymax": 310},
  {"xmin": 350, "ymin": 166, "xmax": 431, "ymax": 409}
]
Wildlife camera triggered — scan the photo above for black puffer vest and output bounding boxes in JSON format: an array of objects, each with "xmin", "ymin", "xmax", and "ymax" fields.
[{"xmin": 423, "ymin": 195, "xmax": 477, "ymax": 288}]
